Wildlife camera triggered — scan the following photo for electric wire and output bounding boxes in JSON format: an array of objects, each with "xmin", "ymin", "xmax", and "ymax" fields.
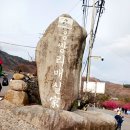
[
  {"xmin": 82, "ymin": 60, "xmax": 88, "ymax": 76},
  {"xmin": 68, "ymin": 0, "xmax": 81, "ymax": 13},
  {"xmin": 81, "ymin": 0, "xmax": 90, "ymax": 76},
  {"xmin": 0, "ymin": 41, "xmax": 36, "ymax": 49},
  {"xmin": 92, "ymin": 0, "xmax": 105, "ymax": 47}
]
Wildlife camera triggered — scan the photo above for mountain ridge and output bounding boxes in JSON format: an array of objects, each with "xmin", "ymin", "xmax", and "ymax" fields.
[{"xmin": 0, "ymin": 50, "xmax": 36, "ymax": 73}]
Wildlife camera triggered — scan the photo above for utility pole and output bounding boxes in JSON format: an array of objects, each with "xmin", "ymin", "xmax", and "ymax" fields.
[
  {"xmin": 78, "ymin": 0, "xmax": 88, "ymax": 100},
  {"xmin": 82, "ymin": 0, "xmax": 87, "ymax": 28},
  {"xmin": 86, "ymin": 0, "xmax": 96, "ymax": 83}
]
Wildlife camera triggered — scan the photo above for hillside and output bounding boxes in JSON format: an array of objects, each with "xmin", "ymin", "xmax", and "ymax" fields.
[
  {"xmin": 105, "ymin": 82, "xmax": 130, "ymax": 99},
  {"xmin": 0, "ymin": 50, "xmax": 36, "ymax": 73}
]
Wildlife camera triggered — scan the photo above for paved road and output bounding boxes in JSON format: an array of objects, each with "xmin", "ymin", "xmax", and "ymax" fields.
[{"xmin": 93, "ymin": 108, "xmax": 130, "ymax": 130}]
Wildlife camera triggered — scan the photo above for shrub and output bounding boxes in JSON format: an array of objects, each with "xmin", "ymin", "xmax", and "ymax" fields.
[
  {"xmin": 102, "ymin": 100, "xmax": 118, "ymax": 109},
  {"xmin": 123, "ymin": 84, "xmax": 130, "ymax": 88},
  {"xmin": 15, "ymin": 64, "xmax": 30, "ymax": 73},
  {"xmin": 96, "ymin": 94, "xmax": 110, "ymax": 103},
  {"xmin": 123, "ymin": 103, "xmax": 130, "ymax": 110}
]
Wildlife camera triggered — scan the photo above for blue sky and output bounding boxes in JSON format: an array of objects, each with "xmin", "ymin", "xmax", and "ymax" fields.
[{"xmin": 0, "ymin": 0, "xmax": 130, "ymax": 84}]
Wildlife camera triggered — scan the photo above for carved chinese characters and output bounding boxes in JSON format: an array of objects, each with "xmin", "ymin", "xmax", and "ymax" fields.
[
  {"xmin": 36, "ymin": 14, "xmax": 87, "ymax": 110},
  {"xmin": 49, "ymin": 17, "xmax": 73, "ymax": 109}
]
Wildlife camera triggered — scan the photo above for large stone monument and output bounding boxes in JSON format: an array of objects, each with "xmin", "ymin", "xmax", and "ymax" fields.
[
  {"xmin": 0, "ymin": 14, "xmax": 116, "ymax": 130},
  {"xmin": 36, "ymin": 14, "xmax": 87, "ymax": 110}
]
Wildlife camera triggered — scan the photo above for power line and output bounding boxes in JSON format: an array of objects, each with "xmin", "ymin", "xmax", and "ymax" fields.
[
  {"xmin": 68, "ymin": 0, "xmax": 81, "ymax": 13},
  {"xmin": 82, "ymin": 0, "xmax": 90, "ymax": 27},
  {"xmin": 92, "ymin": 0, "xmax": 105, "ymax": 47},
  {"xmin": 0, "ymin": 41, "xmax": 36, "ymax": 49},
  {"xmin": 82, "ymin": 60, "xmax": 88, "ymax": 75}
]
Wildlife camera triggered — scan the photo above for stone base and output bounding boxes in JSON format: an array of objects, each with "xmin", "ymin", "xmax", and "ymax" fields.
[{"xmin": 0, "ymin": 101, "xmax": 116, "ymax": 130}]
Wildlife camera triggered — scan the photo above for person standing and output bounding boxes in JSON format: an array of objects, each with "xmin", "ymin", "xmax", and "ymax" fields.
[
  {"xmin": 0, "ymin": 59, "xmax": 4, "ymax": 77},
  {"xmin": 0, "ymin": 64, "xmax": 3, "ymax": 76},
  {"xmin": 115, "ymin": 110, "xmax": 124, "ymax": 130},
  {"xmin": 0, "ymin": 82, "xmax": 2, "ymax": 92},
  {"xmin": 124, "ymin": 108, "xmax": 127, "ymax": 115},
  {"xmin": 2, "ymin": 75, "xmax": 9, "ymax": 86}
]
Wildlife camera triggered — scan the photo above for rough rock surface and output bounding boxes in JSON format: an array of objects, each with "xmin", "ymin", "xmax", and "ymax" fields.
[
  {"xmin": 4, "ymin": 89, "xmax": 28, "ymax": 105},
  {"xmin": 0, "ymin": 101, "xmax": 116, "ymax": 130},
  {"xmin": 36, "ymin": 14, "xmax": 87, "ymax": 110},
  {"xmin": 4, "ymin": 80, "xmax": 29, "ymax": 105},
  {"xmin": 74, "ymin": 110, "xmax": 116, "ymax": 130},
  {"xmin": 10, "ymin": 80, "xmax": 27, "ymax": 91},
  {"xmin": 0, "ymin": 101, "xmax": 38, "ymax": 130},
  {"xmin": 13, "ymin": 73, "xmax": 25, "ymax": 80},
  {"xmin": 26, "ymin": 77, "xmax": 41, "ymax": 104}
]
